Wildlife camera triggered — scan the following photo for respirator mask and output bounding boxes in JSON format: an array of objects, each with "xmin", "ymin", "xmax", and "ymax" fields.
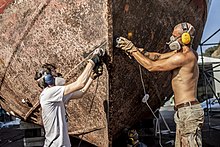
[
  {"xmin": 166, "ymin": 35, "xmax": 181, "ymax": 50},
  {"xmin": 55, "ymin": 77, "xmax": 66, "ymax": 86},
  {"xmin": 167, "ymin": 23, "xmax": 194, "ymax": 50}
]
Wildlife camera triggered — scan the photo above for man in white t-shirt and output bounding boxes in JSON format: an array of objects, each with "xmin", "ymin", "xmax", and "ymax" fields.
[{"xmin": 35, "ymin": 49, "xmax": 104, "ymax": 147}]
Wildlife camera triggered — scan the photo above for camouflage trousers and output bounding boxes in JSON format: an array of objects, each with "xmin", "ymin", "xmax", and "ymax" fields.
[{"xmin": 174, "ymin": 103, "xmax": 204, "ymax": 147}]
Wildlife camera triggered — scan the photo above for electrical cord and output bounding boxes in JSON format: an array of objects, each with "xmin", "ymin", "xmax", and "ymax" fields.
[
  {"xmin": 75, "ymin": 41, "xmax": 107, "ymax": 147},
  {"xmin": 65, "ymin": 40, "xmax": 107, "ymax": 79},
  {"xmin": 138, "ymin": 65, "xmax": 163, "ymax": 147},
  {"xmin": 77, "ymin": 77, "xmax": 99, "ymax": 147}
]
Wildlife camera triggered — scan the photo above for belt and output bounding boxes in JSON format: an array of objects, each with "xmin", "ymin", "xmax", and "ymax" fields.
[{"xmin": 174, "ymin": 100, "xmax": 199, "ymax": 111}]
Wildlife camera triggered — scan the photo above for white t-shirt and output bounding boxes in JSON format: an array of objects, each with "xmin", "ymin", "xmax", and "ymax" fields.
[{"xmin": 40, "ymin": 86, "xmax": 72, "ymax": 147}]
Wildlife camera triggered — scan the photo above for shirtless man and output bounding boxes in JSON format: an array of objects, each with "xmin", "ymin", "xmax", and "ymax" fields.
[{"xmin": 117, "ymin": 22, "xmax": 204, "ymax": 147}]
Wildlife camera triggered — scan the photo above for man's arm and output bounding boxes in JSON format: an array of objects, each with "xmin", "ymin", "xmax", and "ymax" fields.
[
  {"xmin": 63, "ymin": 47, "xmax": 105, "ymax": 96},
  {"xmin": 138, "ymin": 48, "xmax": 177, "ymax": 61},
  {"xmin": 64, "ymin": 60, "xmax": 95, "ymax": 96},
  {"xmin": 145, "ymin": 50, "xmax": 177, "ymax": 60},
  {"xmin": 116, "ymin": 37, "xmax": 185, "ymax": 71},
  {"xmin": 131, "ymin": 51, "xmax": 186, "ymax": 71},
  {"xmin": 64, "ymin": 77, "xmax": 93, "ymax": 103}
]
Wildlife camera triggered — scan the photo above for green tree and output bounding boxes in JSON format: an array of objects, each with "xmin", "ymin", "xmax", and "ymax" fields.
[{"xmin": 203, "ymin": 45, "xmax": 220, "ymax": 57}]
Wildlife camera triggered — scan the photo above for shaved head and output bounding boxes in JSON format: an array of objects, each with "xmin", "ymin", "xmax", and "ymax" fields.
[{"xmin": 174, "ymin": 22, "xmax": 195, "ymax": 36}]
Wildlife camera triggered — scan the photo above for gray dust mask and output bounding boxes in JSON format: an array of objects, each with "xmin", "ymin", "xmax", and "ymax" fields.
[{"xmin": 55, "ymin": 77, "xmax": 66, "ymax": 86}]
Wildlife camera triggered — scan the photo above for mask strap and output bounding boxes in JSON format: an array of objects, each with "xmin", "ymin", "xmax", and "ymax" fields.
[{"xmin": 181, "ymin": 22, "xmax": 189, "ymax": 32}]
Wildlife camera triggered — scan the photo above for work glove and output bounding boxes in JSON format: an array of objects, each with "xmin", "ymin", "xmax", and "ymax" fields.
[
  {"xmin": 91, "ymin": 64, "xmax": 103, "ymax": 80},
  {"xmin": 116, "ymin": 37, "xmax": 138, "ymax": 55},
  {"xmin": 88, "ymin": 47, "xmax": 106, "ymax": 79},
  {"xmin": 90, "ymin": 54, "xmax": 100, "ymax": 65},
  {"xmin": 91, "ymin": 48, "xmax": 105, "ymax": 79}
]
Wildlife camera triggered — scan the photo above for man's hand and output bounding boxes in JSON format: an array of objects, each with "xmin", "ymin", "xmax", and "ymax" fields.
[
  {"xmin": 91, "ymin": 64, "xmax": 103, "ymax": 79},
  {"xmin": 90, "ymin": 54, "xmax": 100, "ymax": 65},
  {"xmin": 88, "ymin": 47, "xmax": 106, "ymax": 78},
  {"xmin": 116, "ymin": 37, "xmax": 138, "ymax": 54},
  {"xmin": 89, "ymin": 48, "xmax": 106, "ymax": 65}
]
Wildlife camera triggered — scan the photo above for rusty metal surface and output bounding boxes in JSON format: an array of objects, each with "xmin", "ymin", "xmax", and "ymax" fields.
[
  {"xmin": 110, "ymin": 0, "xmax": 207, "ymax": 141},
  {"xmin": 0, "ymin": 0, "xmax": 207, "ymax": 146},
  {"xmin": 0, "ymin": 0, "xmax": 13, "ymax": 14},
  {"xmin": 0, "ymin": 0, "xmax": 108, "ymax": 146}
]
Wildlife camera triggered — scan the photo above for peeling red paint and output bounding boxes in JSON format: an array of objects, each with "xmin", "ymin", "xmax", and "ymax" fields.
[{"xmin": 0, "ymin": 0, "xmax": 13, "ymax": 14}]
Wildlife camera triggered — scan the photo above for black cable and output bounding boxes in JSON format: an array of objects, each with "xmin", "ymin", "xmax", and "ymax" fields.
[
  {"xmin": 77, "ymin": 77, "xmax": 99, "ymax": 147},
  {"xmin": 200, "ymin": 28, "xmax": 220, "ymax": 45}
]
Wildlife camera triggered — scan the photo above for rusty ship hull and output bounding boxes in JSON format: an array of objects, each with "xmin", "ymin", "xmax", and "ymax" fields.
[{"xmin": 0, "ymin": 0, "xmax": 208, "ymax": 146}]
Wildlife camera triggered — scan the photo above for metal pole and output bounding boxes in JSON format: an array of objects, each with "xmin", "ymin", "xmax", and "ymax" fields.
[{"xmin": 200, "ymin": 28, "xmax": 220, "ymax": 45}]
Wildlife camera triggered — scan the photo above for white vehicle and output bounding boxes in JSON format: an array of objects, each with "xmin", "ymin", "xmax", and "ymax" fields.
[
  {"xmin": 0, "ymin": 118, "xmax": 20, "ymax": 128},
  {"xmin": 201, "ymin": 98, "xmax": 220, "ymax": 113}
]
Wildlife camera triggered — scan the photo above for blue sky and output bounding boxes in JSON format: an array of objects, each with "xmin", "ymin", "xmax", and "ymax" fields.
[{"xmin": 198, "ymin": 0, "xmax": 220, "ymax": 54}]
